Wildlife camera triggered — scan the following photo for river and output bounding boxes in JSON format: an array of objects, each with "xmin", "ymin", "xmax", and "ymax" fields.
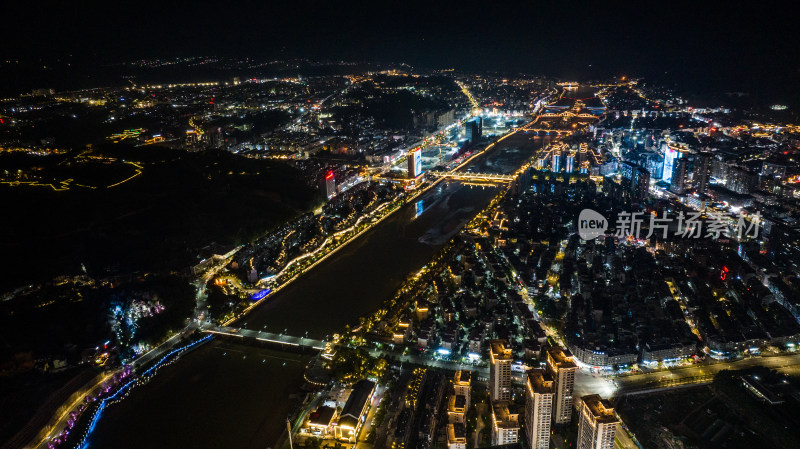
[{"xmin": 83, "ymin": 132, "xmax": 546, "ymax": 449}]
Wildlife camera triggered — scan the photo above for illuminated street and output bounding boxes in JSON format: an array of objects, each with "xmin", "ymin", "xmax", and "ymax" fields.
[{"xmin": 2, "ymin": 5, "xmax": 800, "ymax": 449}]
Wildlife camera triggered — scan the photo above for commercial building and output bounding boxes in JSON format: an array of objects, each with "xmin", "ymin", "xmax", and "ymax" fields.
[
  {"xmin": 489, "ymin": 339, "xmax": 513, "ymax": 401},
  {"xmin": 577, "ymin": 395, "xmax": 618, "ymax": 449},
  {"xmin": 545, "ymin": 347, "xmax": 578, "ymax": 425},
  {"xmin": 325, "ymin": 171, "xmax": 336, "ymax": 199},
  {"xmin": 662, "ymin": 146, "xmax": 676, "ymax": 183},
  {"xmin": 408, "ymin": 148, "xmax": 423, "ymax": 179},
  {"xmin": 525, "ymin": 369, "xmax": 554, "ymax": 449},
  {"xmin": 491, "ymin": 401, "xmax": 520, "ymax": 446},
  {"xmin": 306, "ymin": 405, "xmax": 336, "ymax": 436},
  {"xmin": 466, "ymin": 117, "xmax": 482, "ymax": 143},
  {"xmin": 335, "ymin": 380, "xmax": 376, "ymax": 442},
  {"xmin": 621, "ymin": 161, "xmax": 650, "ymax": 200}
]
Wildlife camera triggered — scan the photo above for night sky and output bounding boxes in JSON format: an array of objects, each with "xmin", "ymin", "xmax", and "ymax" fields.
[{"xmin": 3, "ymin": 0, "xmax": 799, "ymax": 102}]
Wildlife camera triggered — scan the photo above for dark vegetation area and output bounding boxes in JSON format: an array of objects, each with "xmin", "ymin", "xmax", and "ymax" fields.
[{"xmin": 0, "ymin": 144, "xmax": 320, "ymax": 291}]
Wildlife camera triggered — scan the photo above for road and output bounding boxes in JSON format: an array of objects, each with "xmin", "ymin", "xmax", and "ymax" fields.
[
  {"xmin": 615, "ymin": 423, "xmax": 638, "ymax": 449},
  {"xmin": 29, "ymin": 371, "xmax": 118, "ymax": 449},
  {"xmin": 368, "ymin": 350, "xmax": 488, "ymax": 374},
  {"xmin": 614, "ymin": 353, "xmax": 800, "ymax": 395}
]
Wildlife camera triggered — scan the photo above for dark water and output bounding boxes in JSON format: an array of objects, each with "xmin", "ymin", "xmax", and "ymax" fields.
[
  {"xmin": 238, "ymin": 181, "xmax": 500, "ymax": 339},
  {"xmin": 89, "ymin": 342, "xmax": 311, "ymax": 449},
  {"xmin": 463, "ymin": 133, "xmax": 548, "ymax": 175},
  {"xmin": 86, "ymin": 136, "xmax": 542, "ymax": 449},
  {"xmin": 562, "ymin": 86, "xmax": 598, "ymax": 99},
  {"xmin": 238, "ymin": 133, "xmax": 545, "ymax": 341}
]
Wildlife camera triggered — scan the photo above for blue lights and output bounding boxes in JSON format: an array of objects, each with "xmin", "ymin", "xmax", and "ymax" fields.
[
  {"xmin": 415, "ymin": 199, "xmax": 424, "ymax": 218},
  {"xmin": 251, "ymin": 288, "xmax": 272, "ymax": 301},
  {"xmin": 77, "ymin": 335, "xmax": 213, "ymax": 449}
]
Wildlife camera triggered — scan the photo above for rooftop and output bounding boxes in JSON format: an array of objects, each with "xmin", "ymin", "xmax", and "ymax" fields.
[
  {"xmin": 581, "ymin": 394, "xmax": 618, "ymax": 424},
  {"xmin": 527, "ymin": 369, "xmax": 554, "ymax": 393},
  {"xmin": 339, "ymin": 379, "xmax": 376, "ymax": 429},
  {"xmin": 491, "ymin": 401, "xmax": 519, "ymax": 428},
  {"xmin": 308, "ymin": 406, "xmax": 336, "ymax": 427},
  {"xmin": 490, "ymin": 339, "xmax": 513, "ymax": 361},
  {"xmin": 447, "ymin": 423, "xmax": 467, "ymax": 442},
  {"xmin": 547, "ymin": 347, "xmax": 578, "ymax": 370},
  {"xmin": 449, "ymin": 394, "xmax": 467, "ymax": 411}
]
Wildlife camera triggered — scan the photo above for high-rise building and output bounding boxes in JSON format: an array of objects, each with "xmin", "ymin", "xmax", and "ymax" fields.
[
  {"xmin": 408, "ymin": 149, "xmax": 423, "ymax": 179},
  {"xmin": 537, "ymin": 158, "xmax": 547, "ymax": 170},
  {"xmin": 645, "ymin": 153, "xmax": 664, "ymax": 180},
  {"xmin": 726, "ymin": 165, "xmax": 757, "ymax": 194},
  {"xmin": 453, "ymin": 370, "xmax": 471, "ymax": 409},
  {"xmin": 325, "ymin": 171, "xmax": 336, "ymax": 199},
  {"xmin": 620, "ymin": 161, "xmax": 636, "ymax": 182},
  {"xmin": 552, "ymin": 147, "xmax": 562, "ymax": 172},
  {"xmin": 489, "ymin": 340, "xmax": 513, "ymax": 401},
  {"xmin": 491, "ymin": 401, "xmax": 519, "ymax": 446},
  {"xmin": 662, "ymin": 146, "xmax": 677, "ymax": 182},
  {"xmin": 566, "ymin": 152, "xmax": 576, "ymax": 173},
  {"xmin": 694, "ymin": 152, "xmax": 712, "ymax": 194},
  {"xmin": 465, "ymin": 117, "xmax": 482, "ymax": 143},
  {"xmin": 525, "ymin": 369, "xmax": 554, "ymax": 449},
  {"xmin": 633, "ymin": 167, "xmax": 650, "ymax": 200},
  {"xmin": 711, "ymin": 158, "xmax": 728, "ymax": 179},
  {"xmin": 670, "ymin": 158, "xmax": 688, "ymax": 194},
  {"xmin": 577, "ymin": 395, "xmax": 618, "ymax": 449},
  {"xmin": 546, "ymin": 347, "xmax": 578, "ymax": 424},
  {"xmin": 619, "ymin": 162, "xmax": 649, "ymax": 200}
]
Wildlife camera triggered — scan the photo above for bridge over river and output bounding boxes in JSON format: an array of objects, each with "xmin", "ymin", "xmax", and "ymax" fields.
[{"xmin": 200, "ymin": 324, "xmax": 327, "ymax": 351}]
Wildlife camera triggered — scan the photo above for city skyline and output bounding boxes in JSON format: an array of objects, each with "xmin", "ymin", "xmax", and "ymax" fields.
[{"xmin": 2, "ymin": 4, "xmax": 800, "ymax": 449}]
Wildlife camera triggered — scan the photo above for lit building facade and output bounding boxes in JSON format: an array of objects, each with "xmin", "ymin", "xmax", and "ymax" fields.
[
  {"xmin": 491, "ymin": 401, "xmax": 519, "ymax": 446},
  {"xmin": 525, "ymin": 369, "xmax": 554, "ymax": 449},
  {"xmin": 447, "ymin": 423, "xmax": 467, "ymax": 449},
  {"xmin": 454, "ymin": 370, "xmax": 471, "ymax": 409},
  {"xmin": 408, "ymin": 148, "xmax": 423, "ymax": 179},
  {"xmin": 577, "ymin": 395, "xmax": 618, "ymax": 449},
  {"xmin": 325, "ymin": 171, "xmax": 336, "ymax": 199},
  {"xmin": 546, "ymin": 347, "xmax": 578, "ymax": 424},
  {"xmin": 489, "ymin": 339, "xmax": 513, "ymax": 401}
]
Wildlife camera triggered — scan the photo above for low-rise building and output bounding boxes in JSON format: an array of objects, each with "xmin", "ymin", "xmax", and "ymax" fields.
[{"xmin": 334, "ymin": 380, "xmax": 376, "ymax": 442}]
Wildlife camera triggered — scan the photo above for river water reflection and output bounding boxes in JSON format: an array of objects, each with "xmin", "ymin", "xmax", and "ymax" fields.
[{"xmin": 86, "ymin": 133, "xmax": 546, "ymax": 449}]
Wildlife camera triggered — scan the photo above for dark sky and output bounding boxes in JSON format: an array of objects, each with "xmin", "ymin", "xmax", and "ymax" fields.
[{"xmin": 4, "ymin": 0, "xmax": 799, "ymax": 101}]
